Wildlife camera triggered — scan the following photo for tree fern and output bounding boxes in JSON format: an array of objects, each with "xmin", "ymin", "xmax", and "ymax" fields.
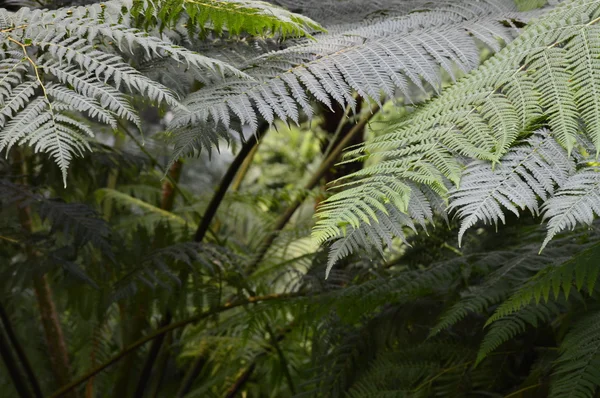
[
  {"xmin": 169, "ymin": 0, "xmax": 529, "ymax": 160},
  {"xmin": 0, "ymin": 0, "xmax": 316, "ymax": 185},
  {"xmin": 315, "ymin": 0, "xmax": 600, "ymax": 264}
]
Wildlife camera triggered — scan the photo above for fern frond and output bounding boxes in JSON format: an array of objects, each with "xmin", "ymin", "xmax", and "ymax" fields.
[
  {"xmin": 450, "ymin": 129, "xmax": 574, "ymax": 244},
  {"xmin": 95, "ymin": 188, "xmax": 193, "ymax": 232},
  {"xmin": 325, "ymin": 184, "xmax": 435, "ymax": 276},
  {"xmin": 169, "ymin": 0, "xmax": 525, "ymax": 156},
  {"xmin": 487, "ymin": 241, "xmax": 600, "ymax": 325},
  {"xmin": 315, "ymin": 0, "xmax": 600, "ymax": 263},
  {"xmin": 1, "ymin": 0, "xmax": 317, "ymax": 181},
  {"xmin": 476, "ymin": 300, "xmax": 561, "ymax": 364},
  {"xmin": 131, "ymin": 0, "xmax": 322, "ymax": 37},
  {"xmin": 541, "ymin": 168, "xmax": 600, "ymax": 250},
  {"xmin": 550, "ymin": 309, "xmax": 600, "ymax": 398}
]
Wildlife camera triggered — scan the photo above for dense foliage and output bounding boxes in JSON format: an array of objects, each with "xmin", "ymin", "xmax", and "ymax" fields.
[{"xmin": 3, "ymin": 0, "xmax": 600, "ymax": 397}]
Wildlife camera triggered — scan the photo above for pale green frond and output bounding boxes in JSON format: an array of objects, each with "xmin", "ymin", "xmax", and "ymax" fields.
[
  {"xmin": 541, "ymin": 168, "xmax": 600, "ymax": 250},
  {"xmin": 316, "ymin": 0, "xmax": 600, "ymax": 266},
  {"xmin": 169, "ymin": 0, "xmax": 525, "ymax": 156},
  {"xmin": 450, "ymin": 130, "xmax": 574, "ymax": 244}
]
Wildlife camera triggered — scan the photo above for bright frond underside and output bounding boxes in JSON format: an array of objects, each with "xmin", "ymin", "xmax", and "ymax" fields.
[
  {"xmin": 315, "ymin": 0, "xmax": 600, "ymax": 266},
  {"xmin": 0, "ymin": 0, "xmax": 316, "ymax": 185},
  {"xmin": 167, "ymin": 0, "xmax": 528, "ymax": 160}
]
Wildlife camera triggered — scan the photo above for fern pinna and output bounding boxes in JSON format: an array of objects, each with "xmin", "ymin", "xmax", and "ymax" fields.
[{"xmin": 5, "ymin": 0, "xmax": 600, "ymax": 397}]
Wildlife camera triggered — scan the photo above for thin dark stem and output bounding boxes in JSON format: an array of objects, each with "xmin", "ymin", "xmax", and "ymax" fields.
[
  {"xmin": 225, "ymin": 361, "xmax": 259, "ymax": 398},
  {"xmin": 224, "ymin": 324, "xmax": 294, "ymax": 397},
  {"xmin": 266, "ymin": 323, "xmax": 296, "ymax": 395},
  {"xmin": 0, "ymin": 323, "xmax": 32, "ymax": 398},
  {"xmin": 176, "ymin": 355, "xmax": 206, "ymax": 397},
  {"xmin": 194, "ymin": 126, "xmax": 268, "ymax": 242},
  {"xmin": 0, "ymin": 302, "xmax": 43, "ymax": 398},
  {"xmin": 149, "ymin": 331, "xmax": 172, "ymax": 398},
  {"xmin": 133, "ymin": 313, "xmax": 173, "ymax": 398},
  {"xmin": 48, "ymin": 292, "xmax": 302, "ymax": 398}
]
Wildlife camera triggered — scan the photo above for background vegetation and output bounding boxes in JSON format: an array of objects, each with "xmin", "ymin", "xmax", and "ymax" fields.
[{"xmin": 2, "ymin": 0, "xmax": 600, "ymax": 397}]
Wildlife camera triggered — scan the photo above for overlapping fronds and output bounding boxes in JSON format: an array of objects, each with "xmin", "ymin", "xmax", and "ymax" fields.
[
  {"xmin": 0, "ymin": 178, "xmax": 112, "ymax": 253},
  {"xmin": 0, "ymin": 0, "xmax": 315, "ymax": 184},
  {"xmin": 450, "ymin": 130, "xmax": 574, "ymax": 243},
  {"xmin": 550, "ymin": 310, "xmax": 600, "ymax": 397},
  {"xmin": 315, "ymin": 0, "xmax": 600, "ymax": 265},
  {"xmin": 168, "ymin": 0, "xmax": 527, "ymax": 159},
  {"xmin": 487, "ymin": 241, "xmax": 600, "ymax": 324}
]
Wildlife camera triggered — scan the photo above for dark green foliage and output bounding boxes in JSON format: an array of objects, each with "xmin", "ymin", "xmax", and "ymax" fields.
[{"xmin": 5, "ymin": 0, "xmax": 600, "ymax": 398}]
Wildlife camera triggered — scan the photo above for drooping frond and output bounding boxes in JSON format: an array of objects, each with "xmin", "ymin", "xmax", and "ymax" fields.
[
  {"xmin": 95, "ymin": 188, "xmax": 193, "ymax": 234},
  {"xmin": 476, "ymin": 300, "xmax": 562, "ymax": 364},
  {"xmin": 168, "ymin": 0, "xmax": 528, "ymax": 158},
  {"xmin": 550, "ymin": 310, "xmax": 600, "ymax": 398},
  {"xmin": 450, "ymin": 129, "xmax": 574, "ymax": 244},
  {"xmin": 325, "ymin": 184, "xmax": 437, "ymax": 277},
  {"xmin": 487, "ymin": 241, "xmax": 600, "ymax": 324},
  {"xmin": 0, "ymin": 178, "xmax": 113, "ymax": 254},
  {"xmin": 0, "ymin": 0, "xmax": 315, "ymax": 184},
  {"xmin": 315, "ymin": 0, "xmax": 600, "ymax": 263},
  {"xmin": 541, "ymin": 168, "xmax": 600, "ymax": 250},
  {"xmin": 132, "ymin": 0, "xmax": 322, "ymax": 36}
]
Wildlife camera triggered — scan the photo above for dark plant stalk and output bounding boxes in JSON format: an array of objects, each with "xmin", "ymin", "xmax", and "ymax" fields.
[
  {"xmin": 0, "ymin": 323, "xmax": 32, "ymax": 398},
  {"xmin": 133, "ymin": 313, "xmax": 173, "ymax": 398},
  {"xmin": 12, "ymin": 149, "xmax": 76, "ymax": 398},
  {"xmin": 0, "ymin": 302, "xmax": 43, "ymax": 398},
  {"xmin": 266, "ymin": 323, "xmax": 296, "ymax": 395},
  {"xmin": 231, "ymin": 143, "xmax": 259, "ymax": 192},
  {"xmin": 148, "ymin": 331, "xmax": 172, "ymax": 398},
  {"xmin": 160, "ymin": 160, "xmax": 183, "ymax": 210},
  {"xmin": 224, "ymin": 324, "xmax": 293, "ymax": 397},
  {"xmin": 48, "ymin": 292, "xmax": 302, "ymax": 398},
  {"xmin": 33, "ymin": 276, "xmax": 75, "ymax": 395},
  {"xmin": 225, "ymin": 362, "xmax": 258, "ymax": 398},
  {"xmin": 175, "ymin": 355, "xmax": 206, "ymax": 397},
  {"xmin": 194, "ymin": 126, "xmax": 268, "ymax": 242},
  {"xmin": 171, "ymin": 125, "xmax": 269, "ymax": 394}
]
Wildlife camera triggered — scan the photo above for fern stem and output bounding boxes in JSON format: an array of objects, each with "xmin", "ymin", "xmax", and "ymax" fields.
[
  {"xmin": 224, "ymin": 323, "xmax": 294, "ymax": 397},
  {"xmin": 133, "ymin": 313, "xmax": 173, "ymax": 398},
  {"xmin": 503, "ymin": 383, "xmax": 542, "ymax": 397},
  {"xmin": 133, "ymin": 159, "xmax": 184, "ymax": 397},
  {"xmin": 148, "ymin": 331, "xmax": 172, "ymax": 398},
  {"xmin": 103, "ymin": 133, "xmax": 125, "ymax": 221},
  {"xmin": 322, "ymin": 100, "xmax": 355, "ymax": 159},
  {"xmin": 11, "ymin": 149, "xmax": 76, "ymax": 397},
  {"xmin": 231, "ymin": 142, "xmax": 260, "ymax": 192},
  {"xmin": 0, "ymin": 322, "xmax": 32, "ymax": 398},
  {"xmin": 0, "ymin": 302, "xmax": 43, "ymax": 398},
  {"xmin": 160, "ymin": 160, "xmax": 184, "ymax": 210},
  {"xmin": 48, "ymin": 292, "xmax": 302, "ymax": 398},
  {"xmin": 175, "ymin": 355, "xmax": 206, "ymax": 397},
  {"xmin": 225, "ymin": 361, "xmax": 258, "ymax": 398},
  {"xmin": 266, "ymin": 323, "xmax": 296, "ymax": 394},
  {"xmin": 33, "ymin": 276, "xmax": 75, "ymax": 395},
  {"xmin": 247, "ymin": 106, "xmax": 379, "ymax": 273},
  {"xmin": 119, "ymin": 122, "xmax": 193, "ymax": 206},
  {"xmin": 194, "ymin": 123, "xmax": 268, "ymax": 242}
]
